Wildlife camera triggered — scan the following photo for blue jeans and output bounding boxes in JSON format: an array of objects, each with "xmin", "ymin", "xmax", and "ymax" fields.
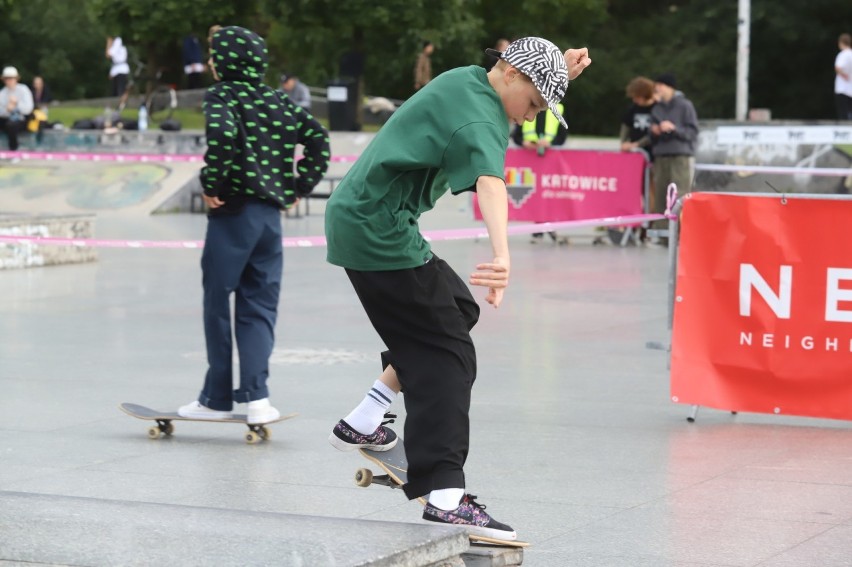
[{"xmin": 199, "ymin": 201, "xmax": 283, "ymax": 410}]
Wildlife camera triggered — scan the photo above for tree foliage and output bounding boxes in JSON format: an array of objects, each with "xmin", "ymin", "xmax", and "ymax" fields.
[{"xmin": 0, "ymin": 0, "xmax": 847, "ymax": 132}]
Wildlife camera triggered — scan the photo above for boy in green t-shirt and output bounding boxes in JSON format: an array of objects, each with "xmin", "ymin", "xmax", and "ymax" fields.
[{"xmin": 326, "ymin": 37, "xmax": 591, "ymax": 541}]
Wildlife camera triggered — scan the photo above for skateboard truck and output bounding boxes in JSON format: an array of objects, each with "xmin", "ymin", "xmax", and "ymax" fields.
[
  {"xmin": 354, "ymin": 468, "xmax": 403, "ymax": 489},
  {"xmin": 148, "ymin": 419, "xmax": 175, "ymax": 439}
]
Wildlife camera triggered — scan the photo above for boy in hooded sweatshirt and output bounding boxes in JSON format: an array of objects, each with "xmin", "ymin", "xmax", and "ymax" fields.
[{"xmin": 178, "ymin": 26, "xmax": 330, "ymax": 424}]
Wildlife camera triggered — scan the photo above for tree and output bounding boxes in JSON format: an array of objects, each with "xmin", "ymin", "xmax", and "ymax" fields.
[
  {"xmin": 0, "ymin": 0, "xmax": 105, "ymax": 99},
  {"xmin": 86, "ymin": 0, "xmax": 262, "ymax": 87}
]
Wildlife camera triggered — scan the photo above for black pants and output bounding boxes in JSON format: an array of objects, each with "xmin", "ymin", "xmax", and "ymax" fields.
[
  {"xmin": 836, "ymin": 94, "xmax": 852, "ymax": 121},
  {"xmin": 346, "ymin": 255, "xmax": 480, "ymax": 500},
  {"xmin": 0, "ymin": 118, "xmax": 27, "ymax": 151},
  {"xmin": 111, "ymin": 74, "xmax": 128, "ymax": 98}
]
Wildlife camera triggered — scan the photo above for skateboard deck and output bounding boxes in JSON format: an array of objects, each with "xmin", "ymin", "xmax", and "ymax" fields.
[
  {"xmin": 119, "ymin": 403, "xmax": 297, "ymax": 444},
  {"xmin": 356, "ymin": 441, "xmax": 529, "ymax": 548}
]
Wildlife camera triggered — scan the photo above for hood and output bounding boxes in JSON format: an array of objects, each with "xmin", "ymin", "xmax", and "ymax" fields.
[{"xmin": 210, "ymin": 26, "xmax": 268, "ymax": 83}]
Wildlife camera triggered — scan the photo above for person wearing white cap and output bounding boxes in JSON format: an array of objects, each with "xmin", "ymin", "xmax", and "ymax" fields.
[
  {"xmin": 325, "ymin": 37, "xmax": 591, "ymax": 541},
  {"xmin": 0, "ymin": 66, "xmax": 34, "ymax": 152}
]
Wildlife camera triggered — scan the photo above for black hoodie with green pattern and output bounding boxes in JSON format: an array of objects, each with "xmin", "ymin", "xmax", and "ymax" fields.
[{"xmin": 201, "ymin": 26, "xmax": 330, "ymax": 215}]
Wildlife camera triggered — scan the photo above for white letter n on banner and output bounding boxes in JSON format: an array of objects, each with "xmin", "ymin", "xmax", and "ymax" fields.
[
  {"xmin": 826, "ymin": 268, "xmax": 852, "ymax": 322},
  {"xmin": 739, "ymin": 264, "xmax": 792, "ymax": 319}
]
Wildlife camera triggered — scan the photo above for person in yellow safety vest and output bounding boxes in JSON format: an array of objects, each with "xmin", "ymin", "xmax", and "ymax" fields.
[
  {"xmin": 511, "ymin": 102, "xmax": 569, "ymax": 244},
  {"xmin": 511, "ymin": 102, "xmax": 567, "ymax": 155}
]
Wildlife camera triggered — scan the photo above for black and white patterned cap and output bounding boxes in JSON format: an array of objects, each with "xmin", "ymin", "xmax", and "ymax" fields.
[{"xmin": 486, "ymin": 37, "xmax": 569, "ymax": 128}]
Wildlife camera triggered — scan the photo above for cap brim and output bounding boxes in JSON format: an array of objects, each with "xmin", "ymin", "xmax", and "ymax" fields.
[
  {"xmin": 547, "ymin": 101, "xmax": 568, "ymax": 129},
  {"xmin": 484, "ymin": 48, "xmax": 503, "ymax": 59}
]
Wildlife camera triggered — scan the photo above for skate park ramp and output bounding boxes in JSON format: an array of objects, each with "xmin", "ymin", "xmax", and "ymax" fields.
[{"xmin": 0, "ymin": 159, "xmax": 202, "ymax": 216}]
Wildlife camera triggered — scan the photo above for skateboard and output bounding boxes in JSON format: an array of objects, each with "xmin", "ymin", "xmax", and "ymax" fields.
[
  {"xmin": 356, "ymin": 441, "xmax": 529, "ymax": 548},
  {"xmin": 119, "ymin": 403, "xmax": 297, "ymax": 444}
]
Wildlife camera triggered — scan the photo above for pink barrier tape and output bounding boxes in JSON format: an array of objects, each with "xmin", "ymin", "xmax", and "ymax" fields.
[
  {"xmin": 0, "ymin": 151, "xmax": 360, "ymax": 164},
  {"xmin": 665, "ymin": 184, "xmax": 679, "ymax": 219},
  {"xmin": 0, "ymin": 151, "xmax": 203, "ymax": 163},
  {"xmin": 0, "ymin": 214, "xmax": 664, "ymax": 250}
]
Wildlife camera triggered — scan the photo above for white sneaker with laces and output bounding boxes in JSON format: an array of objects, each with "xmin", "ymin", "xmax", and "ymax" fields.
[
  {"xmin": 247, "ymin": 398, "xmax": 280, "ymax": 424},
  {"xmin": 177, "ymin": 401, "xmax": 233, "ymax": 420}
]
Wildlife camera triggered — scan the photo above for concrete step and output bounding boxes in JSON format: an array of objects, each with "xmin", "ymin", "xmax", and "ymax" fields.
[
  {"xmin": 462, "ymin": 546, "xmax": 524, "ymax": 567},
  {"xmin": 0, "ymin": 491, "xmax": 470, "ymax": 566}
]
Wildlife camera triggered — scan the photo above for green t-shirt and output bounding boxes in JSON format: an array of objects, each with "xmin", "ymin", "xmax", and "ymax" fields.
[{"xmin": 325, "ymin": 66, "xmax": 508, "ymax": 271}]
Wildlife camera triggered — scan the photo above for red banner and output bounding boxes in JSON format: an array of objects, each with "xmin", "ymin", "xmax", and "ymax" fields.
[
  {"xmin": 473, "ymin": 149, "xmax": 645, "ymax": 221},
  {"xmin": 671, "ymin": 193, "xmax": 852, "ymax": 420}
]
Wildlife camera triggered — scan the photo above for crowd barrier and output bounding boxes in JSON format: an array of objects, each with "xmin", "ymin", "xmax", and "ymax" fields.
[{"xmin": 670, "ymin": 192, "xmax": 852, "ymax": 422}]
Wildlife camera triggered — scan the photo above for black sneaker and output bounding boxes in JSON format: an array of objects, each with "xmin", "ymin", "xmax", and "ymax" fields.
[
  {"xmin": 422, "ymin": 494, "xmax": 517, "ymax": 541},
  {"xmin": 328, "ymin": 413, "xmax": 398, "ymax": 452}
]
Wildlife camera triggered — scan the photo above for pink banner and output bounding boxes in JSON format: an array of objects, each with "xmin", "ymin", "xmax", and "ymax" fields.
[{"xmin": 474, "ymin": 149, "xmax": 646, "ymax": 222}]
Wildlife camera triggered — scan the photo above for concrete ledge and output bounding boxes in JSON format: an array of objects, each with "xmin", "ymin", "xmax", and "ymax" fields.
[
  {"xmin": 0, "ymin": 214, "xmax": 96, "ymax": 269},
  {"xmin": 0, "ymin": 491, "xmax": 470, "ymax": 567},
  {"xmin": 461, "ymin": 546, "xmax": 524, "ymax": 567}
]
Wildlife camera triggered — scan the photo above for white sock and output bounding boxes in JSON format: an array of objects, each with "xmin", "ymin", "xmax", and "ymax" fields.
[
  {"xmin": 428, "ymin": 488, "xmax": 465, "ymax": 511},
  {"xmin": 343, "ymin": 380, "xmax": 397, "ymax": 434}
]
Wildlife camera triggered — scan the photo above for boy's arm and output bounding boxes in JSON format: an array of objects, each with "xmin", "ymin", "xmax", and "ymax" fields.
[
  {"xmin": 288, "ymin": 100, "xmax": 330, "ymax": 197},
  {"xmin": 199, "ymin": 89, "xmax": 238, "ymax": 204},
  {"xmin": 471, "ymin": 175, "xmax": 510, "ymax": 308}
]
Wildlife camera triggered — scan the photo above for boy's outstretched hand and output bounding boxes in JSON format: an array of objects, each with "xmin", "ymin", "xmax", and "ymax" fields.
[
  {"xmin": 470, "ymin": 257, "xmax": 510, "ymax": 308},
  {"xmin": 564, "ymin": 48, "xmax": 592, "ymax": 80}
]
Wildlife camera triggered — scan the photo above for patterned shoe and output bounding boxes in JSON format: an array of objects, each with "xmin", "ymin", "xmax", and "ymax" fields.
[
  {"xmin": 328, "ymin": 413, "xmax": 398, "ymax": 452},
  {"xmin": 422, "ymin": 494, "xmax": 517, "ymax": 541}
]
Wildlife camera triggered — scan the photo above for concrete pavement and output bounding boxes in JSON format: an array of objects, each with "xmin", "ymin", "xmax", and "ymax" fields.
[{"xmin": 1, "ymin": 195, "xmax": 851, "ymax": 566}]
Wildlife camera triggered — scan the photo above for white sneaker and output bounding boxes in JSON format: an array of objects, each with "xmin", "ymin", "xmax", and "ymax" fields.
[
  {"xmin": 177, "ymin": 400, "xmax": 233, "ymax": 420},
  {"xmin": 247, "ymin": 398, "xmax": 280, "ymax": 424}
]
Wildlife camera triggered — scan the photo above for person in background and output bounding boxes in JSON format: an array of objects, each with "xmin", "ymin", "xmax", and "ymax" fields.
[
  {"xmin": 620, "ymin": 76, "xmax": 656, "ymax": 227},
  {"xmin": 511, "ymin": 101, "xmax": 569, "ymax": 244},
  {"xmin": 183, "ymin": 33, "xmax": 206, "ymax": 89},
  {"xmin": 0, "ymin": 66, "xmax": 34, "ymax": 151},
  {"xmin": 620, "ymin": 76, "xmax": 655, "ymax": 155},
  {"xmin": 650, "ymin": 72, "xmax": 698, "ymax": 245},
  {"xmin": 834, "ymin": 33, "xmax": 852, "ymax": 121},
  {"xmin": 484, "ymin": 38, "xmax": 510, "ymax": 71},
  {"xmin": 31, "ymin": 76, "xmax": 52, "ymax": 110},
  {"xmin": 177, "ymin": 25, "xmax": 330, "ymax": 424},
  {"xmin": 279, "ymin": 72, "xmax": 312, "ymax": 111},
  {"xmin": 106, "ymin": 36, "xmax": 130, "ymax": 97},
  {"xmin": 413, "ymin": 40, "xmax": 434, "ymax": 91}
]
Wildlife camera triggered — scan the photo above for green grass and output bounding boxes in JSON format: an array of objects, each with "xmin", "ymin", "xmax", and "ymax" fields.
[
  {"xmin": 836, "ymin": 144, "xmax": 852, "ymax": 157},
  {"xmin": 47, "ymin": 106, "xmax": 207, "ymax": 130}
]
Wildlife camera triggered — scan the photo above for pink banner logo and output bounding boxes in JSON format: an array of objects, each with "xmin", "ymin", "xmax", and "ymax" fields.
[{"xmin": 504, "ymin": 166, "xmax": 537, "ymax": 208}]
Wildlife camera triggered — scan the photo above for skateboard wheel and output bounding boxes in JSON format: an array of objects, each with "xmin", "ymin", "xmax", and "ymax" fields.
[
  {"xmin": 245, "ymin": 431, "xmax": 261, "ymax": 444},
  {"xmin": 147, "ymin": 426, "xmax": 161, "ymax": 439},
  {"xmin": 354, "ymin": 468, "xmax": 373, "ymax": 487},
  {"xmin": 163, "ymin": 423, "xmax": 174, "ymax": 436},
  {"xmin": 260, "ymin": 426, "xmax": 271, "ymax": 440}
]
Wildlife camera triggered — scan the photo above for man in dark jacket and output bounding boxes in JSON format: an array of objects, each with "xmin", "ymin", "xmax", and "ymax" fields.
[
  {"xmin": 650, "ymin": 73, "xmax": 698, "ymax": 230},
  {"xmin": 178, "ymin": 25, "xmax": 330, "ymax": 424}
]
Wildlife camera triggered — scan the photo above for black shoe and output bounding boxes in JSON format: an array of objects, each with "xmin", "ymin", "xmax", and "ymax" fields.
[
  {"xmin": 328, "ymin": 413, "xmax": 398, "ymax": 452},
  {"xmin": 422, "ymin": 494, "xmax": 517, "ymax": 541}
]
